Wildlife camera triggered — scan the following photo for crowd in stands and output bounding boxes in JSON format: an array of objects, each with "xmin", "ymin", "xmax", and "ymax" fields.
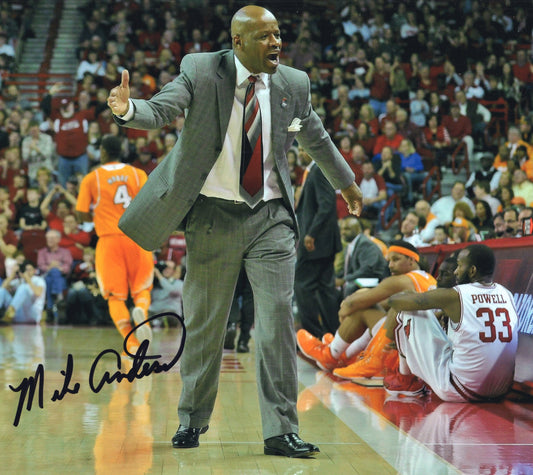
[{"xmin": 0, "ymin": 0, "xmax": 533, "ymax": 325}]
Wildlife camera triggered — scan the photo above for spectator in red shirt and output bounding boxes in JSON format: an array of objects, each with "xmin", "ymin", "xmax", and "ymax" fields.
[
  {"xmin": 43, "ymin": 198, "xmax": 72, "ymax": 232},
  {"xmin": 157, "ymin": 29, "xmax": 182, "ymax": 63},
  {"xmin": 40, "ymin": 184, "xmax": 78, "ymax": 231},
  {"xmin": 53, "ymin": 97, "xmax": 89, "ymax": 187},
  {"xmin": 365, "ymin": 56, "xmax": 391, "ymax": 117},
  {"xmin": 59, "ymin": 214, "xmax": 92, "ymax": 261},
  {"xmin": 512, "ymin": 50, "xmax": 533, "ymax": 112},
  {"xmin": 512, "ymin": 50, "xmax": 533, "ymax": 84},
  {"xmin": 442, "ymin": 102, "xmax": 474, "ymax": 164},
  {"xmin": 422, "ymin": 113, "xmax": 451, "ymax": 169},
  {"xmin": 132, "ymin": 146, "xmax": 159, "ymax": 175},
  {"xmin": 355, "ymin": 122, "xmax": 376, "ymax": 157},
  {"xmin": 373, "ymin": 120, "xmax": 404, "ymax": 157},
  {"xmin": 346, "ymin": 145, "xmax": 364, "ymax": 182},
  {"xmin": 337, "ymin": 136, "xmax": 353, "ymax": 163},
  {"xmin": 354, "ymin": 104, "xmax": 380, "ymax": 136}
]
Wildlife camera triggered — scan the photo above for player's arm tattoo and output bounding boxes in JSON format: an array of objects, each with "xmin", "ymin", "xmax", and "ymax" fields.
[
  {"xmin": 388, "ymin": 290, "xmax": 434, "ymax": 311},
  {"xmin": 413, "ymin": 293, "xmax": 430, "ymax": 307}
]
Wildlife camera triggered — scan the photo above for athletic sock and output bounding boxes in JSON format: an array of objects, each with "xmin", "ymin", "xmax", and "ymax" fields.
[
  {"xmin": 329, "ymin": 332, "xmax": 350, "ymax": 359},
  {"xmin": 399, "ymin": 354, "xmax": 411, "ymax": 375},
  {"xmin": 345, "ymin": 328, "xmax": 371, "ymax": 359}
]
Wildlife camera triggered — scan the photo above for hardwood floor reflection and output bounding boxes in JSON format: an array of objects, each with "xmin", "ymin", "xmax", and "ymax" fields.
[{"xmin": 1, "ymin": 324, "xmax": 532, "ymax": 474}]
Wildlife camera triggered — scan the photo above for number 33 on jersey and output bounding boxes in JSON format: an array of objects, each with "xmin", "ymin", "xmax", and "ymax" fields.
[{"xmin": 76, "ymin": 163, "xmax": 148, "ymax": 237}]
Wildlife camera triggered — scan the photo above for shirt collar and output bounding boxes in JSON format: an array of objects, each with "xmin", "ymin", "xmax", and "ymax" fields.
[{"xmin": 235, "ymin": 55, "xmax": 269, "ymax": 88}]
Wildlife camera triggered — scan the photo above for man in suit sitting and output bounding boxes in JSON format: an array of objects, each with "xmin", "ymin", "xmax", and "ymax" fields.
[
  {"xmin": 107, "ymin": 5, "xmax": 363, "ymax": 457},
  {"xmin": 337, "ymin": 216, "xmax": 389, "ymax": 298}
]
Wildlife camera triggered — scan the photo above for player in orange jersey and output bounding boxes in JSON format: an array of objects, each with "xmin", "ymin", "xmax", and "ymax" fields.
[
  {"xmin": 76, "ymin": 134, "xmax": 154, "ymax": 354},
  {"xmin": 297, "ymin": 241, "xmax": 437, "ymax": 381}
]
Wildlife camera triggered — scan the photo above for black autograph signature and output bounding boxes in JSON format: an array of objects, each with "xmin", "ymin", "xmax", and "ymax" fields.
[{"xmin": 9, "ymin": 312, "xmax": 186, "ymax": 427}]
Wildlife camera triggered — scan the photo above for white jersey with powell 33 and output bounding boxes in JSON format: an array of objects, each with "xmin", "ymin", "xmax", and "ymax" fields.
[
  {"xmin": 395, "ymin": 281, "xmax": 518, "ymax": 402},
  {"xmin": 450, "ymin": 281, "xmax": 518, "ymax": 399}
]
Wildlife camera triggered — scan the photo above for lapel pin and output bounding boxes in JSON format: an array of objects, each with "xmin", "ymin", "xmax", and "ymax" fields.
[{"xmin": 281, "ymin": 97, "xmax": 287, "ymax": 108}]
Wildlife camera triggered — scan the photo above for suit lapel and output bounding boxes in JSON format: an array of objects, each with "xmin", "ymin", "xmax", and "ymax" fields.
[
  {"xmin": 349, "ymin": 235, "xmax": 361, "ymax": 260},
  {"xmin": 215, "ymin": 51, "xmax": 237, "ymax": 146}
]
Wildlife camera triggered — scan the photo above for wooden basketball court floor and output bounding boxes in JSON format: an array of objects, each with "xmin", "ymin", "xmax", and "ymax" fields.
[{"xmin": 1, "ymin": 323, "xmax": 533, "ymax": 474}]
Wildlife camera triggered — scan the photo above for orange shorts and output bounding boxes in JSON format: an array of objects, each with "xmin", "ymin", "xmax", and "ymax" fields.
[{"xmin": 95, "ymin": 234, "xmax": 154, "ymax": 300}]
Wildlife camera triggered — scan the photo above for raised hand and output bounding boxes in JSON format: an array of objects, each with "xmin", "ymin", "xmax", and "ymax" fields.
[{"xmin": 107, "ymin": 69, "xmax": 130, "ymax": 116}]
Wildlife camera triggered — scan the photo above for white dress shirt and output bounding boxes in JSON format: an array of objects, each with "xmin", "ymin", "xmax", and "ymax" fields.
[
  {"xmin": 200, "ymin": 56, "xmax": 281, "ymax": 203},
  {"xmin": 121, "ymin": 55, "xmax": 282, "ymax": 205}
]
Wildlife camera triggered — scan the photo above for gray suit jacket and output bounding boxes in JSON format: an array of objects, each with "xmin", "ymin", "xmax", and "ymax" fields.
[{"xmin": 118, "ymin": 50, "xmax": 355, "ymax": 250}]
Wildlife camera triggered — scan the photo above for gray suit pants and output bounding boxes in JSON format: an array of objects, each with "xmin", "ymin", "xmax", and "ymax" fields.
[{"xmin": 179, "ymin": 195, "xmax": 299, "ymax": 439}]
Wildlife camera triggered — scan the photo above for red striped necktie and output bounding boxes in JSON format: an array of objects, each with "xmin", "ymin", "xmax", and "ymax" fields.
[{"xmin": 240, "ymin": 75, "xmax": 263, "ymax": 206}]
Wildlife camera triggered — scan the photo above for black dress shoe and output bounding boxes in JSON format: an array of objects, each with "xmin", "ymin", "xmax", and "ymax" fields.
[
  {"xmin": 224, "ymin": 323, "xmax": 237, "ymax": 350},
  {"xmin": 264, "ymin": 433, "xmax": 320, "ymax": 458},
  {"xmin": 171, "ymin": 424, "xmax": 209, "ymax": 448},
  {"xmin": 237, "ymin": 340, "xmax": 249, "ymax": 353}
]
